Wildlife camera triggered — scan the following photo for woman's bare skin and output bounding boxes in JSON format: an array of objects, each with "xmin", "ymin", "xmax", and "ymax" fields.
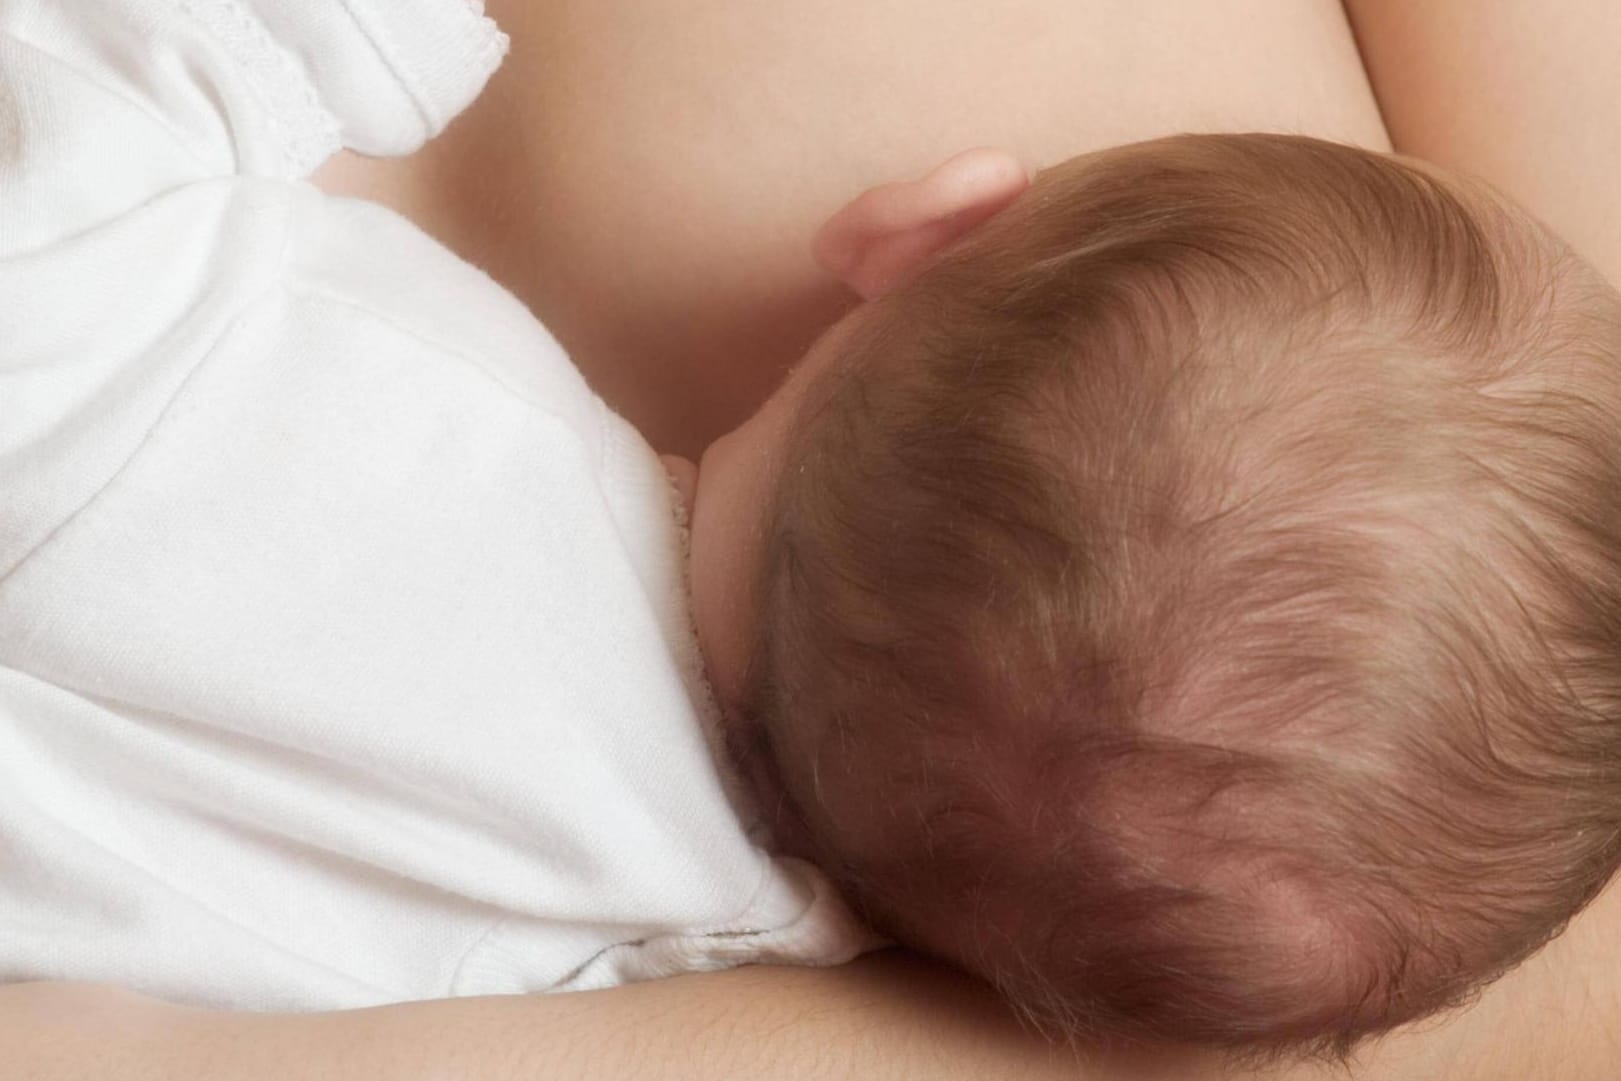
[
  {"xmin": 316, "ymin": 0, "xmax": 1386, "ymax": 455},
  {"xmin": 1348, "ymin": 0, "xmax": 1621, "ymax": 288}
]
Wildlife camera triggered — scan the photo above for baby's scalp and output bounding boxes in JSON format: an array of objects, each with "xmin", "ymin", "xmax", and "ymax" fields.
[{"xmin": 739, "ymin": 134, "xmax": 1621, "ymax": 1052}]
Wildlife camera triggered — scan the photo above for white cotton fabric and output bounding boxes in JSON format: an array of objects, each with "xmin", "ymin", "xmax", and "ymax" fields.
[{"xmin": 0, "ymin": 0, "xmax": 870, "ymax": 1010}]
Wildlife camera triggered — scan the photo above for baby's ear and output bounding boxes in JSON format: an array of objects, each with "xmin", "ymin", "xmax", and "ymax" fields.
[{"xmin": 814, "ymin": 149, "xmax": 1031, "ymax": 301}]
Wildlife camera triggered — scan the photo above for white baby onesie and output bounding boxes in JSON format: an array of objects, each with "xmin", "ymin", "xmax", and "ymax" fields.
[{"xmin": 0, "ymin": 0, "xmax": 869, "ymax": 1010}]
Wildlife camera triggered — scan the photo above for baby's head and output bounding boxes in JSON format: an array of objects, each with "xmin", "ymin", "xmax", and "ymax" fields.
[{"xmin": 685, "ymin": 134, "xmax": 1621, "ymax": 1052}]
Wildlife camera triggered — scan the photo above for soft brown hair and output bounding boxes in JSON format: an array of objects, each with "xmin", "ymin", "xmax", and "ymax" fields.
[{"xmin": 741, "ymin": 134, "xmax": 1621, "ymax": 1054}]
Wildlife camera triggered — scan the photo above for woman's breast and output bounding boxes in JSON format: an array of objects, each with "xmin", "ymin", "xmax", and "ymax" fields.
[{"xmin": 321, "ymin": 0, "xmax": 1389, "ymax": 455}]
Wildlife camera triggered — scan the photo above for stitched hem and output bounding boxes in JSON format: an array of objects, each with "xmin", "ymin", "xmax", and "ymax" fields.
[{"xmin": 341, "ymin": 0, "xmax": 508, "ymax": 139}]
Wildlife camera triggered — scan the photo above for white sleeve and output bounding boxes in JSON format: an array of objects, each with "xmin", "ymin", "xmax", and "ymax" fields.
[
  {"xmin": 0, "ymin": 0, "xmax": 506, "ymax": 574},
  {"xmin": 0, "ymin": 0, "xmax": 505, "ymax": 232}
]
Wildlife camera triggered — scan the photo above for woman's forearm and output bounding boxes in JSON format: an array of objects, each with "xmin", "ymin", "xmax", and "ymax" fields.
[
  {"xmin": 1344, "ymin": 0, "xmax": 1621, "ymax": 285},
  {"xmin": 0, "ymin": 955, "xmax": 1091, "ymax": 1081},
  {"xmin": 7, "ymin": 882, "xmax": 1620, "ymax": 1081}
]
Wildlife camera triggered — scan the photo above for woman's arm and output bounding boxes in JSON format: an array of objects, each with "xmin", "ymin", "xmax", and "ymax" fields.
[
  {"xmin": 8, "ymin": 881, "xmax": 1620, "ymax": 1081},
  {"xmin": 0, "ymin": 955, "xmax": 1088, "ymax": 1081},
  {"xmin": 1343, "ymin": 0, "xmax": 1621, "ymax": 284}
]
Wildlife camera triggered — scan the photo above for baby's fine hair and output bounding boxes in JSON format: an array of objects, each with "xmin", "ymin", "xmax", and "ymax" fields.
[{"xmin": 743, "ymin": 134, "xmax": 1621, "ymax": 1053}]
